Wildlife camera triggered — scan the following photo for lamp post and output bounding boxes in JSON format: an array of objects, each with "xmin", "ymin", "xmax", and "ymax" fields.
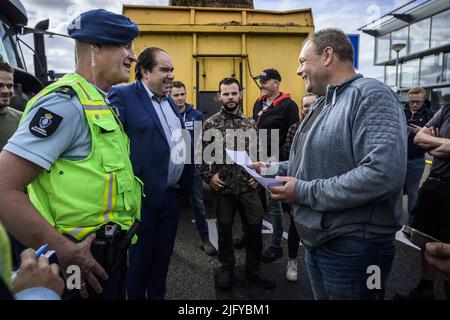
[{"xmin": 391, "ymin": 43, "xmax": 406, "ymax": 89}]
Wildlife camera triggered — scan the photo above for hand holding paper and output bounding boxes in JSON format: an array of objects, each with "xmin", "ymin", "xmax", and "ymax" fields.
[
  {"xmin": 225, "ymin": 149, "xmax": 284, "ymax": 191},
  {"xmin": 268, "ymin": 176, "xmax": 298, "ymax": 204}
]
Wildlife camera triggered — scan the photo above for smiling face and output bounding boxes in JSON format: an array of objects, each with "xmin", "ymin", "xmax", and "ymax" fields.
[
  {"xmin": 259, "ymin": 78, "xmax": 279, "ymax": 98},
  {"xmin": 0, "ymin": 70, "xmax": 14, "ymax": 109},
  {"xmin": 99, "ymin": 42, "xmax": 137, "ymax": 85},
  {"xmin": 297, "ymin": 40, "xmax": 328, "ymax": 97},
  {"xmin": 141, "ymin": 51, "xmax": 174, "ymax": 97}
]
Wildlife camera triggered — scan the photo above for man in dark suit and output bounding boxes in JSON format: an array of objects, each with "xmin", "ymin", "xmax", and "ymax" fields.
[{"xmin": 107, "ymin": 47, "xmax": 191, "ymax": 300}]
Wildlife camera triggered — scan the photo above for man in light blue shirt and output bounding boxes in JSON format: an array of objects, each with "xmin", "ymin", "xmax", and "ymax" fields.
[
  {"xmin": 141, "ymin": 82, "xmax": 186, "ymax": 186},
  {"xmin": 108, "ymin": 47, "xmax": 192, "ymax": 300}
]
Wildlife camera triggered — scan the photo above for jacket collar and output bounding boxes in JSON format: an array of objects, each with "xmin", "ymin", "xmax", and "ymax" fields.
[
  {"xmin": 325, "ymin": 73, "xmax": 363, "ymax": 107},
  {"xmin": 134, "ymin": 80, "xmax": 185, "ymax": 138},
  {"xmin": 258, "ymin": 92, "xmax": 291, "ymax": 107},
  {"xmin": 182, "ymin": 103, "xmax": 194, "ymax": 114},
  {"xmin": 135, "ymin": 80, "xmax": 166, "ymax": 138}
]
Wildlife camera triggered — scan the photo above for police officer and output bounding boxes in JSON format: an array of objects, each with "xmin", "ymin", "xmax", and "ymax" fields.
[{"xmin": 0, "ymin": 9, "xmax": 141, "ymax": 300}]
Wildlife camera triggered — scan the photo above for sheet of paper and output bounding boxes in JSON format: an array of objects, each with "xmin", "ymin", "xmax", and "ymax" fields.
[
  {"xmin": 225, "ymin": 149, "xmax": 284, "ymax": 191},
  {"xmin": 225, "ymin": 149, "xmax": 252, "ymax": 166}
]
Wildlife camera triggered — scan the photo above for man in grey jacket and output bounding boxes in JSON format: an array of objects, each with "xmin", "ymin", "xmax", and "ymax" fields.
[{"xmin": 252, "ymin": 28, "xmax": 407, "ymax": 300}]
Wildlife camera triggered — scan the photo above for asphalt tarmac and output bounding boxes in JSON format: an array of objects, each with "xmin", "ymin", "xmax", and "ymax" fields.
[
  {"xmin": 165, "ymin": 163, "xmax": 448, "ymax": 300},
  {"xmin": 166, "ymin": 198, "xmax": 447, "ymax": 300}
]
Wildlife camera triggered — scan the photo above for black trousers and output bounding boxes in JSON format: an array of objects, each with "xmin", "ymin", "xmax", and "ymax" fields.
[
  {"xmin": 412, "ymin": 179, "xmax": 450, "ymax": 243},
  {"xmin": 127, "ymin": 188, "xmax": 180, "ymax": 300},
  {"xmin": 287, "ymin": 213, "xmax": 301, "ymax": 259},
  {"xmin": 213, "ymin": 190, "xmax": 264, "ymax": 270}
]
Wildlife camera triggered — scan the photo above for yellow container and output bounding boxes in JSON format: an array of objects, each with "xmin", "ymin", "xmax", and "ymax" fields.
[{"xmin": 124, "ymin": 5, "xmax": 314, "ymax": 117}]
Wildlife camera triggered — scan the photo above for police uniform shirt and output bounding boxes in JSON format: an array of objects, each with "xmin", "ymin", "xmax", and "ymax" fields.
[{"xmin": 4, "ymin": 91, "xmax": 91, "ymax": 170}]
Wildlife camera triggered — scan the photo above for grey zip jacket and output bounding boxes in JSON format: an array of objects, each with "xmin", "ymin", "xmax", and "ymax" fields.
[{"xmin": 278, "ymin": 74, "xmax": 407, "ymax": 248}]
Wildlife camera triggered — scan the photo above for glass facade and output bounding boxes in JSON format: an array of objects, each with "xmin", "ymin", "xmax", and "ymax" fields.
[
  {"xmin": 409, "ymin": 18, "xmax": 430, "ymax": 54},
  {"xmin": 420, "ymin": 54, "xmax": 443, "ymax": 86},
  {"xmin": 444, "ymin": 52, "xmax": 450, "ymax": 83},
  {"xmin": 376, "ymin": 34, "xmax": 391, "ymax": 64},
  {"xmin": 374, "ymin": 8, "xmax": 450, "ymax": 110},
  {"xmin": 385, "ymin": 65, "xmax": 397, "ymax": 87},
  {"xmin": 375, "ymin": 9, "xmax": 449, "ymax": 64},
  {"xmin": 400, "ymin": 58, "xmax": 419, "ymax": 88},
  {"xmin": 430, "ymin": 10, "xmax": 450, "ymax": 48},
  {"xmin": 431, "ymin": 87, "xmax": 450, "ymax": 109},
  {"xmin": 391, "ymin": 27, "xmax": 408, "ymax": 58}
]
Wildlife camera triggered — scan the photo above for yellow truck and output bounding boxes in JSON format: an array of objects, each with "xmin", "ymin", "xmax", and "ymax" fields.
[{"xmin": 124, "ymin": 4, "xmax": 314, "ymax": 117}]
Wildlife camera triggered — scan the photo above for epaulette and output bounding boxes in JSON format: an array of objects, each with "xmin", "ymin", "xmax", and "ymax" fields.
[{"xmin": 54, "ymin": 86, "xmax": 77, "ymax": 97}]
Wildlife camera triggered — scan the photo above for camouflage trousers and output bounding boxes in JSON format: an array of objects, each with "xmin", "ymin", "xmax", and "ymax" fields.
[{"xmin": 212, "ymin": 190, "xmax": 264, "ymax": 271}]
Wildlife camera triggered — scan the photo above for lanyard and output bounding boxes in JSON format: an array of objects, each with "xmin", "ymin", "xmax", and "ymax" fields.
[{"xmin": 256, "ymin": 103, "xmax": 271, "ymax": 127}]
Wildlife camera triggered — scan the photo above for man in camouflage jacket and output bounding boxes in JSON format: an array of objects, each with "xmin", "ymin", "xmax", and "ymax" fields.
[{"xmin": 196, "ymin": 77, "xmax": 275, "ymax": 291}]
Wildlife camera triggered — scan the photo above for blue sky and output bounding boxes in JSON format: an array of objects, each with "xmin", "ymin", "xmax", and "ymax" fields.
[{"xmin": 20, "ymin": 0, "xmax": 411, "ymax": 80}]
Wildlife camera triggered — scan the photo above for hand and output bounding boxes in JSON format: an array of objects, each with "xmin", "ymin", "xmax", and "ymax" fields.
[
  {"xmin": 407, "ymin": 124, "xmax": 422, "ymax": 134},
  {"xmin": 209, "ymin": 173, "xmax": 225, "ymax": 191},
  {"xmin": 12, "ymin": 248, "xmax": 65, "ymax": 297},
  {"xmin": 247, "ymin": 178, "xmax": 259, "ymax": 190},
  {"xmin": 268, "ymin": 176, "xmax": 297, "ymax": 203},
  {"xmin": 429, "ymin": 139, "xmax": 450, "ymax": 158},
  {"xmin": 424, "ymin": 242, "xmax": 450, "ymax": 280},
  {"xmin": 248, "ymin": 162, "xmax": 268, "ymax": 175},
  {"xmin": 424, "ymin": 126, "xmax": 440, "ymax": 137},
  {"xmin": 57, "ymin": 234, "xmax": 108, "ymax": 299}
]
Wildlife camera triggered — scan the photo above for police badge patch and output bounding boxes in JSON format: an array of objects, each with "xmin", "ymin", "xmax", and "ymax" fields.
[{"xmin": 29, "ymin": 108, "xmax": 63, "ymax": 138}]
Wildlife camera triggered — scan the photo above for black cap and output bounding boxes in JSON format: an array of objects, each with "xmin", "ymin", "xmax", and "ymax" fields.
[{"xmin": 253, "ymin": 68, "xmax": 281, "ymax": 82}]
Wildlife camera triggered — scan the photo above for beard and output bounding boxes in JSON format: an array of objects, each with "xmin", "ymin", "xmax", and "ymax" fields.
[
  {"xmin": 0, "ymin": 94, "xmax": 12, "ymax": 109},
  {"xmin": 223, "ymin": 100, "xmax": 241, "ymax": 112}
]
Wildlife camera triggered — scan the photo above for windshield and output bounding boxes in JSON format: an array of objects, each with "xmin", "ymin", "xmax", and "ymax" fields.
[{"xmin": 0, "ymin": 22, "xmax": 19, "ymax": 67}]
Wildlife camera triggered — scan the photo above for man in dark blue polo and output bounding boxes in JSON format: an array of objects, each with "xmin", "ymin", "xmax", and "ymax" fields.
[{"xmin": 170, "ymin": 81, "xmax": 216, "ymax": 256}]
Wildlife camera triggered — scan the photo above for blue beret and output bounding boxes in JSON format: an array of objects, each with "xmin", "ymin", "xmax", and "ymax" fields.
[{"xmin": 67, "ymin": 9, "xmax": 139, "ymax": 45}]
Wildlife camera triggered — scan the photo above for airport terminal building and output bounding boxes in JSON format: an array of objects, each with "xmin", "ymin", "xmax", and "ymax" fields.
[{"xmin": 360, "ymin": 0, "xmax": 449, "ymax": 110}]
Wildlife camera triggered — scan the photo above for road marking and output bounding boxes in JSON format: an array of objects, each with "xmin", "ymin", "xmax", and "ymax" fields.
[
  {"xmin": 207, "ymin": 218, "xmax": 290, "ymax": 250},
  {"xmin": 207, "ymin": 219, "xmax": 218, "ymax": 249},
  {"xmin": 262, "ymin": 219, "xmax": 289, "ymax": 240},
  {"xmin": 207, "ymin": 219, "xmax": 420, "ymax": 251}
]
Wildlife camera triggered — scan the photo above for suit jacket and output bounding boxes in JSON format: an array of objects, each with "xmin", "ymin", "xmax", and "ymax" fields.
[{"xmin": 107, "ymin": 80, "xmax": 193, "ymax": 208}]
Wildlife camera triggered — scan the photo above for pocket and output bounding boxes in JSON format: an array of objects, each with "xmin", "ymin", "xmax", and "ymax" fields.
[
  {"xmin": 115, "ymin": 171, "xmax": 143, "ymax": 212},
  {"xmin": 93, "ymin": 117, "xmax": 125, "ymax": 172},
  {"xmin": 116, "ymin": 170, "xmax": 134, "ymax": 194}
]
